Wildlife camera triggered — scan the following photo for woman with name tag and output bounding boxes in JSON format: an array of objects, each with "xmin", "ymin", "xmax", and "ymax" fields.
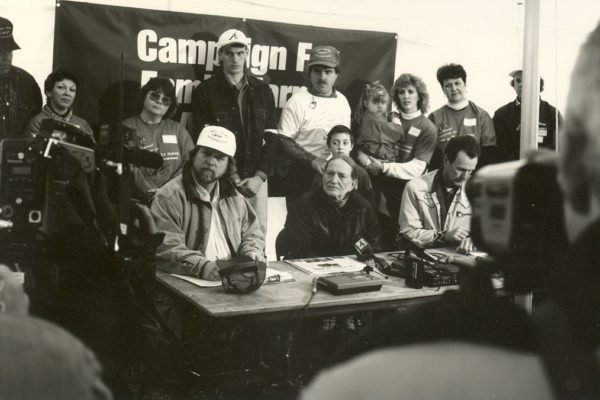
[
  {"xmin": 122, "ymin": 77, "xmax": 194, "ymax": 204},
  {"xmin": 24, "ymin": 69, "xmax": 94, "ymax": 139},
  {"xmin": 368, "ymin": 73, "xmax": 437, "ymax": 250}
]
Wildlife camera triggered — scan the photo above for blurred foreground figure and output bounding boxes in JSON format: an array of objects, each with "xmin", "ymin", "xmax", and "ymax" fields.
[{"xmin": 0, "ymin": 265, "xmax": 113, "ymax": 400}]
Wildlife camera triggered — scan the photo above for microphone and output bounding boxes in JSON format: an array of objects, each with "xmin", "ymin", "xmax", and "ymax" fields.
[
  {"xmin": 354, "ymin": 238, "xmax": 390, "ymax": 275},
  {"xmin": 400, "ymin": 232, "xmax": 439, "ymax": 264},
  {"xmin": 120, "ymin": 146, "xmax": 164, "ymax": 169}
]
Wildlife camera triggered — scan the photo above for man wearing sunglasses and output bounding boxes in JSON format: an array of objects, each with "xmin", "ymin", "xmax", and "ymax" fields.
[
  {"xmin": 151, "ymin": 125, "xmax": 265, "ymax": 280},
  {"xmin": 191, "ymin": 29, "xmax": 278, "ymax": 234}
]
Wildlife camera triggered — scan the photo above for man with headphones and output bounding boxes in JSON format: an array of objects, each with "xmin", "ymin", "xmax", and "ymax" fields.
[{"xmin": 493, "ymin": 70, "xmax": 563, "ymax": 161}]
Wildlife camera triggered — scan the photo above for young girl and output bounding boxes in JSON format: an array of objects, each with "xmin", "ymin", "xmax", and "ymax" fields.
[{"xmin": 352, "ymin": 81, "xmax": 404, "ymax": 173}]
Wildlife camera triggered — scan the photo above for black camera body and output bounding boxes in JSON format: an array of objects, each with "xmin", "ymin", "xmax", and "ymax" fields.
[{"xmin": 466, "ymin": 153, "xmax": 568, "ymax": 293}]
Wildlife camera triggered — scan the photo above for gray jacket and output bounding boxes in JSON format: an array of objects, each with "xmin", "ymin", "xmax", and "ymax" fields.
[{"xmin": 150, "ymin": 162, "xmax": 265, "ymax": 277}]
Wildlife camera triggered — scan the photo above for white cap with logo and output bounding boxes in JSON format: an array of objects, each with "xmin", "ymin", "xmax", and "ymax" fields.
[
  {"xmin": 196, "ymin": 126, "xmax": 237, "ymax": 157},
  {"xmin": 216, "ymin": 29, "xmax": 249, "ymax": 51}
]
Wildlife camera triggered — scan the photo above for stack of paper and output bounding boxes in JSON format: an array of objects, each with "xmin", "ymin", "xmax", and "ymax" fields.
[{"xmin": 285, "ymin": 256, "xmax": 366, "ymax": 276}]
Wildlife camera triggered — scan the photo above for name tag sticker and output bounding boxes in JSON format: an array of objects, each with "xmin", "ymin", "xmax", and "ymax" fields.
[
  {"xmin": 464, "ymin": 118, "xmax": 477, "ymax": 127},
  {"xmin": 408, "ymin": 126, "xmax": 421, "ymax": 137},
  {"xmin": 163, "ymin": 135, "xmax": 178, "ymax": 144}
]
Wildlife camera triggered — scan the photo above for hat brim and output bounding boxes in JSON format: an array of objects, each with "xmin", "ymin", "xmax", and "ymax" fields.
[
  {"xmin": 508, "ymin": 70, "xmax": 522, "ymax": 78},
  {"xmin": 0, "ymin": 37, "xmax": 20, "ymax": 51},
  {"xmin": 307, "ymin": 60, "xmax": 339, "ymax": 69}
]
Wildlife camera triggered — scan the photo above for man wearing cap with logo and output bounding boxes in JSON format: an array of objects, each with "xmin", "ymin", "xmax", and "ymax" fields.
[
  {"xmin": 493, "ymin": 70, "xmax": 563, "ymax": 161},
  {"xmin": 191, "ymin": 28, "xmax": 278, "ymax": 233},
  {"xmin": 278, "ymin": 45, "xmax": 351, "ymax": 207},
  {"xmin": 0, "ymin": 16, "xmax": 42, "ymax": 140},
  {"xmin": 151, "ymin": 125, "xmax": 265, "ymax": 280}
]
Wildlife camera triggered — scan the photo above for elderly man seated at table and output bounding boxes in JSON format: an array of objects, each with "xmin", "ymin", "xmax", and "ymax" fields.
[
  {"xmin": 279, "ymin": 155, "xmax": 381, "ymax": 259},
  {"xmin": 150, "ymin": 125, "xmax": 265, "ymax": 280},
  {"xmin": 398, "ymin": 135, "xmax": 479, "ymax": 253}
]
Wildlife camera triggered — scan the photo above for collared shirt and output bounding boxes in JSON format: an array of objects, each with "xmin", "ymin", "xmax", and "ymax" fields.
[
  {"xmin": 232, "ymin": 74, "xmax": 249, "ymax": 131},
  {"xmin": 193, "ymin": 179, "xmax": 232, "ymax": 261},
  {"xmin": 432, "ymin": 169, "xmax": 458, "ymax": 229}
]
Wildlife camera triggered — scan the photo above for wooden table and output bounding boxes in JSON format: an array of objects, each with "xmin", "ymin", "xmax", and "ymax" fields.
[
  {"xmin": 154, "ymin": 252, "xmax": 493, "ymax": 387},
  {"xmin": 155, "ymin": 256, "xmax": 458, "ymax": 323}
]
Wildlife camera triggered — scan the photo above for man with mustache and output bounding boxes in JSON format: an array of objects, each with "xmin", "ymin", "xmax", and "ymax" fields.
[
  {"xmin": 0, "ymin": 16, "xmax": 42, "ymax": 140},
  {"xmin": 279, "ymin": 155, "xmax": 380, "ymax": 259},
  {"xmin": 398, "ymin": 135, "xmax": 479, "ymax": 253},
  {"xmin": 150, "ymin": 125, "xmax": 265, "ymax": 280},
  {"xmin": 278, "ymin": 45, "xmax": 351, "ymax": 208}
]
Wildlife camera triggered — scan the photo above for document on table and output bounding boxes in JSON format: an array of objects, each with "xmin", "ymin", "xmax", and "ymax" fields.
[
  {"xmin": 170, "ymin": 268, "xmax": 294, "ymax": 288},
  {"xmin": 171, "ymin": 274, "xmax": 222, "ymax": 287},
  {"xmin": 285, "ymin": 256, "xmax": 366, "ymax": 276}
]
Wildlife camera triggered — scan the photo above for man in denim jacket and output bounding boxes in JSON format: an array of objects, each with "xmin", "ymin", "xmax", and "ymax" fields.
[
  {"xmin": 398, "ymin": 135, "xmax": 479, "ymax": 253},
  {"xmin": 0, "ymin": 17, "xmax": 42, "ymax": 140},
  {"xmin": 190, "ymin": 29, "xmax": 278, "ymax": 233}
]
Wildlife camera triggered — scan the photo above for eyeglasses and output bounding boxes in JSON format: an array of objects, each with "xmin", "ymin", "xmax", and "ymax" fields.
[{"xmin": 148, "ymin": 91, "xmax": 173, "ymax": 106}]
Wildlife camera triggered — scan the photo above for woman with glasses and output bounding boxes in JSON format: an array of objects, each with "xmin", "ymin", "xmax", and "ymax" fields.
[
  {"xmin": 24, "ymin": 69, "xmax": 93, "ymax": 139},
  {"xmin": 122, "ymin": 77, "xmax": 194, "ymax": 204}
]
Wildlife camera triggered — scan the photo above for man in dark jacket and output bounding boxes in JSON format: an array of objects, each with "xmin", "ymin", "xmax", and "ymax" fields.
[
  {"xmin": 190, "ymin": 29, "xmax": 278, "ymax": 233},
  {"xmin": 0, "ymin": 16, "xmax": 42, "ymax": 140},
  {"xmin": 493, "ymin": 70, "xmax": 563, "ymax": 161},
  {"xmin": 280, "ymin": 155, "xmax": 380, "ymax": 259}
]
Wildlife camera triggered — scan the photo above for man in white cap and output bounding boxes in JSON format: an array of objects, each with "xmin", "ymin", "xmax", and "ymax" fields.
[
  {"xmin": 278, "ymin": 45, "xmax": 351, "ymax": 208},
  {"xmin": 151, "ymin": 125, "xmax": 265, "ymax": 280},
  {"xmin": 0, "ymin": 16, "xmax": 42, "ymax": 140},
  {"xmin": 190, "ymin": 28, "xmax": 278, "ymax": 234},
  {"xmin": 493, "ymin": 70, "xmax": 563, "ymax": 161}
]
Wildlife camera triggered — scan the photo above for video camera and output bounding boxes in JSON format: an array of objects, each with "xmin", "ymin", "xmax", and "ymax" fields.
[
  {"xmin": 466, "ymin": 152, "xmax": 568, "ymax": 294},
  {"xmin": 0, "ymin": 119, "xmax": 163, "ymax": 254}
]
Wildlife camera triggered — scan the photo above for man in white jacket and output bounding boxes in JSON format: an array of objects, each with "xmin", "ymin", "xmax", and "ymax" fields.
[{"xmin": 398, "ymin": 135, "xmax": 479, "ymax": 253}]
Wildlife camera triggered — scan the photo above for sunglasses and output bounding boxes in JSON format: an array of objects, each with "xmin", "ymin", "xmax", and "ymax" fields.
[{"xmin": 148, "ymin": 90, "xmax": 173, "ymax": 106}]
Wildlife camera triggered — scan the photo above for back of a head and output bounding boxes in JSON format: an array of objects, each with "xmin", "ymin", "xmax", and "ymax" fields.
[
  {"xmin": 0, "ymin": 314, "xmax": 113, "ymax": 400},
  {"xmin": 561, "ymin": 21, "xmax": 600, "ymax": 215}
]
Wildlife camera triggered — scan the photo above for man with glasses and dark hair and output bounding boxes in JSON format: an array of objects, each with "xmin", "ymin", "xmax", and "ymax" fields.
[
  {"xmin": 122, "ymin": 77, "xmax": 194, "ymax": 204},
  {"xmin": 191, "ymin": 28, "xmax": 278, "ymax": 233},
  {"xmin": 399, "ymin": 135, "xmax": 480, "ymax": 253},
  {"xmin": 151, "ymin": 125, "xmax": 265, "ymax": 280}
]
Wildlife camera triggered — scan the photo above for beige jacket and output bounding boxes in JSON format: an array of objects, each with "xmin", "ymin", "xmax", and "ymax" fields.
[{"xmin": 398, "ymin": 170, "xmax": 471, "ymax": 247}]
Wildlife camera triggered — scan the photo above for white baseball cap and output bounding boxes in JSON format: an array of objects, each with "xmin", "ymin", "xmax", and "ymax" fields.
[
  {"xmin": 216, "ymin": 29, "xmax": 249, "ymax": 51},
  {"xmin": 196, "ymin": 126, "xmax": 237, "ymax": 157}
]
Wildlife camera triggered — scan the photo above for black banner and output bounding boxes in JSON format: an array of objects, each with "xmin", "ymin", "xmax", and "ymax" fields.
[{"xmin": 54, "ymin": 1, "xmax": 397, "ymax": 128}]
